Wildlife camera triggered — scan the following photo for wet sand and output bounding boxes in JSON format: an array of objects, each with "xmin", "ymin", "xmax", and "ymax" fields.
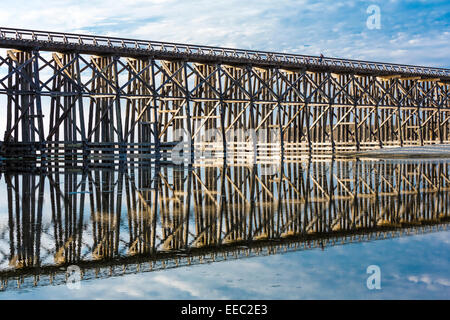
[{"xmin": 346, "ymin": 144, "xmax": 450, "ymax": 159}]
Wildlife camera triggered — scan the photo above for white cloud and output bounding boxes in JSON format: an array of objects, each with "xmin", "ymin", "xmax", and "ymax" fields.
[{"xmin": 408, "ymin": 274, "xmax": 450, "ymax": 289}]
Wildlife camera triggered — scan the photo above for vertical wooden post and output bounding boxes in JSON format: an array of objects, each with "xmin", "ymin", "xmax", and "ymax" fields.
[
  {"xmin": 217, "ymin": 64, "xmax": 227, "ymax": 157},
  {"xmin": 183, "ymin": 61, "xmax": 194, "ymax": 164},
  {"xmin": 150, "ymin": 59, "xmax": 160, "ymax": 163},
  {"xmin": 328, "ymin": 72, "xmax": 335, "ymax": 153},
  {"xmin": 113, "ymin": 56, "xmax": 124, "ymax": 159},
  {"xmin": 75, "ymin": 53, "xmax": 88, "ymax": 163},
  {"xmin": 303, "ymin": 71, "xmax": 312, "ymax": 153}
]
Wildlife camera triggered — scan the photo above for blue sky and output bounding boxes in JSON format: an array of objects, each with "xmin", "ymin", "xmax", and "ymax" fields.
[{"xmin": 0, "ymin": 0, "xmax": 449, "ymax": 67}]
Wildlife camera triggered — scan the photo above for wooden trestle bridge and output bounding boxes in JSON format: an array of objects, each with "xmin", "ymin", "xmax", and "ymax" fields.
[
  {"xmin": 0, "ymin": 27, "xmax": 449, "ymax": 166},
  {"xmin": 0, "ymin": 159, "xmax": 448, "ymax": 290}
]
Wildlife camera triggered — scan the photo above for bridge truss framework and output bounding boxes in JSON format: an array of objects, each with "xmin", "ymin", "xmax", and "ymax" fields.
[{"xmin": 0, "ymin": 28, "xmax": 449, "ymax": 166}]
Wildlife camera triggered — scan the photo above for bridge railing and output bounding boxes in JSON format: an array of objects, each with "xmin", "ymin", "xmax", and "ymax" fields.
[{"xmin": 0, "ymin": 27, "xmax": 450, "ymax": 78}]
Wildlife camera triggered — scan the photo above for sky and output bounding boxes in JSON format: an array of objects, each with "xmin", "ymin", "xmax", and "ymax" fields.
[{"xmin": 0, "ymin": 0, "xmax": 449, "ymax": 68}]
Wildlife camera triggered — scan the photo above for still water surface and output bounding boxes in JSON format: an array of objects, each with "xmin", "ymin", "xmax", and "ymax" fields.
[{"xmin": 0, "ymin": 159, "xmax": 448, "ymax": 299}]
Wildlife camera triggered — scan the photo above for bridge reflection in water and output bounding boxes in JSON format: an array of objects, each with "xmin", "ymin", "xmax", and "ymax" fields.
[{"xmin": 0, "ymin": 159, "xmax": 449, "ymax": 291}]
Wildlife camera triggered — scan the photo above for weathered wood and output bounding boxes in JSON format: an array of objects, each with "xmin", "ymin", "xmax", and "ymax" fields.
[{"xmin": 0, "ymin": 44, "xmax": 448, "ymax": 167}]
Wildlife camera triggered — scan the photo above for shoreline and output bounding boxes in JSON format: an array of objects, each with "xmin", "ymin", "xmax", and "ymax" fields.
[{"xmin": 344, "ymin": 144, "xmax": 450, "ymax": 159}]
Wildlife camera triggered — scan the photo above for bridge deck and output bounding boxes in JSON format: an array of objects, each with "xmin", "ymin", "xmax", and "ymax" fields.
[{"xmin": 1, "ymin": 27, "xmax": 449, "ymax": 80}]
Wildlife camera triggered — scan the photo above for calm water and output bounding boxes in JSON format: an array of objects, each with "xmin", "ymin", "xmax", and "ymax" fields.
[{"xmin": 0, "ymin": 159, "xmax": 449, "ymax": 299}]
